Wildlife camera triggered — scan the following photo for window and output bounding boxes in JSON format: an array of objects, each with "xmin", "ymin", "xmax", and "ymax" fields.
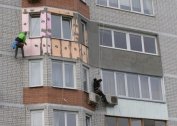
[
  {"xmin": 144, "ymin": 36, "xmax": 156, "ymax": 54},
  {"xmin": 31, "ymin": 110, "xmax": 44, "ymax": 126},
  {"xmin": 105, "ymin": 117, "xmax": 166, "ymax": 126},
  {"xmin": 118, "ymin": 118, "xmax": 129, "ymax": 126},
  {"xmin": 131, "ymin": 119, "xmax": 141, "ymax": 126},
  {"xmin": 97, "ymin": 0, "xmax": 154, "ymax": 15},
  {"xmin": 63, "ymin": 18, "xmax": 71, "ymax": 39},
  {"xmin": 99, "ymin": 29, "xmax": 112, "ymax": 47},
  {"xmin": 114, "ymin": 31, "xmax": 127, "ymax": 49},
  {"xmin": 102, "ymin": 70, "xmax": 116, "ymax": 96},
  {"xmin": 120, "ymin": 0, "xmax": 131, "ymax": 10},
  {"xmin": 116, "ymin": 72, "xmax": 126, "ymax": 96},
  {"xmin": 97, "ymin": 0, "xmax": 107, "ymax": 6},
  {"xmin": 99, "ymin": 28, "xmax": 158, "ymax": 55},
  {"xmin": 132, "ymin": 0, "xmax": 141, "ymax": 12},
  {"xmin": 29, "ymin": 60, "xmax": 43, "ymax": 87},
  {"xmin": 130, "ymin": 34, "xmax": 142, "ymax": 52},
  {"xmin": 144, "ymin": 119, "xmax": 155, "ymax": 126},
  {"xmin": 144, "ymin": 120, "xmax": 166, "ymax": 126},
  {"xmin": 51, "ymin": 15, "xmax": 71, "ymax": 39},
  {"xmin": 105, "ymin": 116, "xmax": 117, "ymax": 126},
  {"xmin": 52, "ymin": 61, "xmax": 75, "ymax": 88},
  {"xmin": 127, "ymin": 74, "xmax": 140, "ymax": 98},
  {"xmin": 109, "ymin": 0, "xmax": 118, "ymax": 8},
  {"xmin": 83, "ymin": 66, "xmax": 89, "ymax": 92},
  {"xmin": 86, "ymin": 115, "xmax": 91, "ymax": 126},
  {"xmin": 140, "ymin": 75, "xmax": 150, "ymax": 99},
  {"xmin": 102, "ymin": 70, "xmax": 164, "ymax": 101},
  {"xmin": 54, "ymin": 111, "xmax": 77, "ymax": 126},
  {"xmin": 143, "ymin": 0, "xmax": 153, "ymax": 15},
  {"xmin": 30, "ymin": 14, "xmax": 40, "ymax": 37},
  {"xmin": 150, "ymin": 77, "xmax": 163, "ymax": 100},
  {"xmin": 155, "ymin": 121, "xmax": 166, "ymax": 126},
  {"xmin": 81, "ymin": 21, "xmax": 87, "ymax": 45}
]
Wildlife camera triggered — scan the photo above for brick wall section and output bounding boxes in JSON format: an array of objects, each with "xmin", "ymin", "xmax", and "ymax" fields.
[
  {"xmin": 23, "ymin": 87, "xmax": 95, "ymax": 110},
  {"xmin": 22, "ymin": 0, "xmax": 90, "ymax": 18}
]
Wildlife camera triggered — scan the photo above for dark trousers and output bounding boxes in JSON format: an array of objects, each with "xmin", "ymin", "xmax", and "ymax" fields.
[
  {"xmin": 95, "ymin": 90, "xmax": 108, "ymax": 103},
  {"xmin": 15, "ymin": 43, "xmax": 24, "ymax": 58}
]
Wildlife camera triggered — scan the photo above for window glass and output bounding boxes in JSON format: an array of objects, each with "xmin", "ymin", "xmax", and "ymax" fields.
[
  {"xmin": 155, "ymin": 121, "xmax": 166, "ymax": 126},
  {"xmin": 114, "ymin": 31, "xmax": 127, "ymax": 49},
  {"xmin": 105, "ymin": 116, "xmax": 117, "ymax": 126},
  {"xmin": 86, "ymin": 116, "xmax": 91, "ymax": 126},
  {"xmin": 102, "ymin": 70, "xmax": 116, "ymax": 96},
  {"xmin": 144, "ymin": 36, "xmax": 156, "ymax": 54},
  {"xmin": 109, "ymin": 0, "xmax": 118, "ymax": 8},
  {"xmin": 62, "ymin": 18, "xmax": 71, "ymax": 39},
  {"xmin": 144, "ymin": 119, "xmax": 155, "ymax": 126},
  {"xmin": 31, "ymin": 111, "xmax": 43, "ymax": 126},
  {"xmin": 120, "ymin": 0, "xmax": 131, "ymax": 10},
  {"xmin": 150, "ymin": 77, "xmax": 163, "ymax": 100},
  {"xmin": 100, "ymin": 29, "xmax": 112, "ymax": 47},
  {"xmin": 132, "ymin": 0, "xmax": 141, "ymax": 12},
  {"xmin": 127, "ymin": 74, "xmax": 140, "ymax": 98},
  {"xmin": 130, "ymin": 34, "xmax": 142, "ymax": 52},
  {"xmin": 131, "ymin": 119, "xmax": 141, "ymax": 126},
  {"xmin": 116, "ymin": 72, "xmax": 126, "ymax": 96},
  {"xmin": 65, "ymin": 63, "xmax": 74, "ymax": 88},
  {"xmin": 140, "ymin": 75, "xmax": 150, "ymax": 99},
  {"xmin": 51, "ymin": 15, "xmax": 61, "ymax": 38},
  {"xmin": 30, "ymin": 61, "xmax": 42, "ymax": 87},
  {"xmin": 30, "ymin": 16, "xmax": 40, "ymax": 37},
  {"xmin": 143, "ymin": 0, "xmax": 153, "ymax": 15},
  {"xmin": 67, "ymin": 113, "xmax": 76, "ymax": 126},
  {"xmin": 54, "ymin": 111, "xmax": 65, "ymax": 126},
  {"xmin": 52, "ymin": 61, "xmax": 63, "ymax": 87},
  {"xmin": 118, "ymin": 118, "xmax": 129, "ymax": 126},
  {"xmin": 83, "ymin": 67, "xmax": 88, "ymax": 92},
  {"xmin": 97, "ymin": 0, "xmax": 107, "ymax": 6},
  {"xmin": 81, "ymin": 21, "xmax": 87, "ymax": 44}
]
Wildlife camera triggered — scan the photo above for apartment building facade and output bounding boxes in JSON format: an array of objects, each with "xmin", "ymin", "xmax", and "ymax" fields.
[{"xmin": 1, "ymin": 0, "xmax": 177, "ymax": 126}]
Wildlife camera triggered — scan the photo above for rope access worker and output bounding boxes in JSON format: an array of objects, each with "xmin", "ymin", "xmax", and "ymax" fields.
[
  {"xmin": 93, "ymin": 78, "xmax": 108, "ymax": 104},
  {"xmin": 14, "ymin": 32, "xmax": 27, "ymax": 58}
]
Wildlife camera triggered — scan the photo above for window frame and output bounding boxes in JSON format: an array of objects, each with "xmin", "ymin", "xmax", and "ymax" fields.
[
  {"xmin": 29, "ymin": 60, "xmax": 43, "ymax": 87},
  {"xmin": 99, "ymin": 27, "xmax": 158, "ymax": 55},
  {"xmin": 85, "ymin": 115, "xmax": 92, "ymax": 126},
  {"xmin": 105, "ymin": 116, "xmax": 167, "ymax": 126},
  {"xmin": 52, "ymin": 60, "xmax": 76, "ymax": 89},
  {"xmin": 29, "ymin": 13, "xmax": 41, "ymax": 38},
  {"xmin": 31, "ymin": 110, "xmax": 44, "ymax": 126},
  {"xmin": 81, "ymin": 20, "xmax": 88, "ymax": 45},
  {"xmin": 101, "ymin": 70, "xmax": 164, "ymax": 102},
  {"xmin": 51, "ymin": 14, "xmax": 72, "ymax": 40},
  {"xmin": 53, "ymin": 110, "xmax": 78, "ymax": 126},
  {"xmin": 96, "ymin": 0, "xmax": 154, "ymax": 16},
  {"xmin": 82, "ymin": 66, "xmax": 89, "ymax": 92}
]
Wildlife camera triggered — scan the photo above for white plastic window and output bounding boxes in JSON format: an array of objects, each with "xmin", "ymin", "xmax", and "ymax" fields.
[
  {"xmin": 29, "ymin": 60, "xmax": 43, "ymax": 87},
  {"xmin": 30, "ymin": 15, "xmax": 40, "ymax": 37},
  {"xmin": 31, "ymin": 110, "xmax": 44, "ymax": 126}
]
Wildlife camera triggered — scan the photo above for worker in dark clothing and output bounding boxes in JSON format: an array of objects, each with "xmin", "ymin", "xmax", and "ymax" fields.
[
  {"xmin": 15, "ymin": 32, "xmax": 27, "ymax": 58},
  {"xmin": 93, "ymin": 78, "xmax": 108, "ymax": 104}
]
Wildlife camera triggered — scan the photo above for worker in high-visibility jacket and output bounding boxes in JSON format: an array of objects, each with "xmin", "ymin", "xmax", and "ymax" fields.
[{"xmin": 15, "ymin": 32, "xmax": 27, "ymax": 58}]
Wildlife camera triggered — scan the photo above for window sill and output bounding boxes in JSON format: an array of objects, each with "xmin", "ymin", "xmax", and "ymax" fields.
[
  {"xmin": 29, "ymin": 85, "xmax": 44, "ymax": 88},
  {"xmin": 118, "ymin": 96, "xmax": 166, "ymax": 104},
  {"xmin": 52, "ymin": 86, "xmax": 77, "ymax": 90}
]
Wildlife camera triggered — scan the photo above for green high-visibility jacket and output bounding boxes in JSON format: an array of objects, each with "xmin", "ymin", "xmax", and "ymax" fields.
[{"xmin": 18, "ymin": 32, "xmax": 26, "ymax": 43}]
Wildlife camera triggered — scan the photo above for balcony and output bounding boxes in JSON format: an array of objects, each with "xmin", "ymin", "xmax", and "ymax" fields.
[
  {"xmin": 22, "ymin": 0, "xmax": 90, "ymax": 19},
  {"xmin": 24, "ymin": 38, "xmax": 88, "ymax": 63}
]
